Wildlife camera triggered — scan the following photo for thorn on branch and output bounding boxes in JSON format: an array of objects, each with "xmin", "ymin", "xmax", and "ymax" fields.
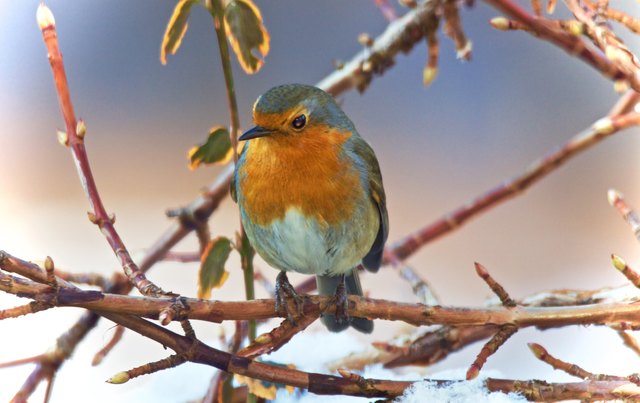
[
  {"xmin": 467, "ymin": 324, "xmax": 518, "ymax": 380},
  {"xmin": 474, "ymin": 263, "xmax": 516, "ymax": 308}
]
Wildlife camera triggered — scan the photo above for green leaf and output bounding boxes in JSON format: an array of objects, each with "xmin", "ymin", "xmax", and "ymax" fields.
[
  {"xmin": 188, "ymin": 126, "xmax": 232, "ymax": 170},
  {"xmin": 198, "ymin": 236, "xmax": 232, "ymax": 299},
  {"xmin": 224, "ymin": 0, "xmax": 270, "ymax": 74},
  {"xmin": 160, "ymin": 0, "xmax": 199, "ymax": 65}
]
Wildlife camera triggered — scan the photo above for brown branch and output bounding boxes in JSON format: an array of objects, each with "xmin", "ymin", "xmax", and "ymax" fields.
[
  {"xmin": 317, "ymin": 0, "xmax": 441, "ymax": 94},
  {"xmin": 85, "ymin": 311, "xmax": 640, "ymax": 400},
  {"xmin": 388, "ymin": 92, "xmax": 640, "ymax": 262},
  {"xmin": 384, "ymin": 325, "xmax": 499, "ymax": 368},
  {"xmin": 565, "ymin": 0, "xmax": 640, "ymax": 78},
  {"xmin": 7, "ymin": 258, "xmax": 640, "ymax": 331},
  {"xmin": 608, "ymin": 7, "xmax": 640, "ymax": 34}
]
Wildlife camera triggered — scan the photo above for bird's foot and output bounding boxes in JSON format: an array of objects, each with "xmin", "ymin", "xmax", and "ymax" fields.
[
  {"xmin": 333, "ymin": 274, "xmax": 350, "ymax": 325},
  {"xmin": 275, "ymin": 271, "xmax": 304, "ymax": 325}
]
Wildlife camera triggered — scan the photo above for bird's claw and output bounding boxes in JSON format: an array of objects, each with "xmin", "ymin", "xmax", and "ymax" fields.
[
  {"xmin": 333, "ymin": 275, "xmax": 350, "ymax": 325},
  {"xmin": 275, "ymin": 271, "xmax": 304, "ymax": 325}
]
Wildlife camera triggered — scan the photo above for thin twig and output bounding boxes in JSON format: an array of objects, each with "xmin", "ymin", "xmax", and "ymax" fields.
[
  {"xmin": 529, "ymin": 342, "xmax": 626, "ymax": 380},
  {"xmin": 475, "ymin": 262, "xmax": 516, "ymax": 308},
  {"xmin": 37, "ymin": 5, "xmax": 164, "ymax": 297},
  {"xmin": 467, "ymin": 325, "xmax": 518, "ymax": 380},
  {"xmin": 92, "ymin": 325, "xmax": 126, "ymax": 366}
]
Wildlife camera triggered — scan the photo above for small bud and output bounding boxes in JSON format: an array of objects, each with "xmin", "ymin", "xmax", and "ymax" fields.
[
  {"xmin": 608, "ymin": 189, "xmax": 622, "ymax": 206},
  {"xmin": 337, "ymin": 368, "xmax": 351, "ymax": 378},
  {"xmin": 466, "ymin": 364, "xmax": 480, "ymax": 380},
  {"xmin": 361, "ymin": 60, "xmax": 373, "ymax": 73},
  {"xmin": 398, "ymin": 0, "xmax": 417, "ymax": 8},
  {"xmin": 546, "ymin": 0, "xmax": 556, "ymax": 14},
  {"xmin": 254, "ymin": 333, "xmax": 272, "ymax": 344},
  {"xmin": 109, "ymin": 213, "xmax": 116, "ymax": 224},
  {"xmin": 612, "ymin": 254, "xmax": 627, "ymax": 272},
  {"xmin": 592, "ymin": 117, "xmax": 614, "ymax": 135},
  {"xmin": 37, "ymin": 3, "xmax": 56, "ymax": 30},
  {"xmin": 528, "ymin": 342, "xmax": 546, "ymax": 359},
  {"xmin": 490, "ymin": 17, "xmax": 510, "ymax": 31},
  {"xmin": 87, "ymin": 211, "xmax": 98, "ymax": 224},
  {"xmin": 474, "ymin": 262, "xmax": 489, "ymax": 279},
  {"xmin": 566, "ymin": 20, "xmax": 584, "ymax": 36},
  {"xmin": 333, "ymin": 59, "xmax": 344, "ymax": 70},
  {"xmin": 44, "ymin": 256, "xmax": 54, "ymax": 272},
  {"xmin": 76, "ymin": 119, "xmax": 86, "ymax": 139},
  {"xmin": 456, "ymin": 41, "xmax": 473, "ymax": 61},
  {"xmin": 106, "ymin": 371, "xmax": 130, "ymax": 384},
  {"xmin": 358, "ymin": 33, "xmax": 374, "ymax": 47},
  {"xmin": 614, "ymin": 80, "xmax": 629, "ymax": 93},
  {"xmin": 57, "ymin": 130, "xmax": 68, "ymax": 146},
  {"xmin": 605, "ymin": 45, "xmax": 622, "ymax": 62},
  {"xmin": 422, "ymin": 66, "xmax": 438, "ymax": 87}
]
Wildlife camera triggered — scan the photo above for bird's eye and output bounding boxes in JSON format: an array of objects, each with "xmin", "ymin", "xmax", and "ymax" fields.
[{"xmin": 291, "ymin": 114, "xmax": 306, "ymax": 130}]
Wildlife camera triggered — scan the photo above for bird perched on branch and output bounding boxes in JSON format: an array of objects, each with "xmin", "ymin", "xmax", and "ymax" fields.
[{"xmin": 232, "ymin": 84, "xmax": 388, "ymax": 333}]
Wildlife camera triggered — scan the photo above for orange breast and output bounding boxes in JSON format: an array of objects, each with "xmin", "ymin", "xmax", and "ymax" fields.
[{"xmin": 239, "ymin": 128, "xmax": 362, "ymax": 227}]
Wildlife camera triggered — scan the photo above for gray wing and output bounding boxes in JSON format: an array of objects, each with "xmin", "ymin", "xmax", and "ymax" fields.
[{"xmin": 350, "ymin": 136, "xmax": 388, "ymax": 273}]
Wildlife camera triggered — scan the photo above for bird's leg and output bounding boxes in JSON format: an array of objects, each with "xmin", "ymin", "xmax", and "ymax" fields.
[
  {"xmin": 334, "ymin": 273, "xmax": 349, "ymax": 325},
  {"xmin": 275, "ymin": 271, "xmax": 304, "ymax": 324}
]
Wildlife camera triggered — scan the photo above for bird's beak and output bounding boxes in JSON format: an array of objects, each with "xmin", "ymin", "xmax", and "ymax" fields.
[{"xmin": 239, "ymin": 125, "xmax": 273, "ymax": 141}]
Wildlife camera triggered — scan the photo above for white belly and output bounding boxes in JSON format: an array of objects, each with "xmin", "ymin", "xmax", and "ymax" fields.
[{"xmin": 244, "ymin": 207, "xmax": 376, "ymax": 276}]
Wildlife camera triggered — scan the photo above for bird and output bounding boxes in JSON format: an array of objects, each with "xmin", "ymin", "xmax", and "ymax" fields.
[{"xmin": 231, "ymin": 84, "xmax": 388, "ymax": 333}]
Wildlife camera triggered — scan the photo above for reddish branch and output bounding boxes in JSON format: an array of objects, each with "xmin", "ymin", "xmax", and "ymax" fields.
[
  {"xmin": 388, "ymin": 91, "xmax": 640, "ymax": 261},
  {"xmin": 482, "ymin": 0, "xmax": 640, "ymax": 91},
  {"xmin": 37, "ymin": 5, "xmax": 163, "ymax": 298}
]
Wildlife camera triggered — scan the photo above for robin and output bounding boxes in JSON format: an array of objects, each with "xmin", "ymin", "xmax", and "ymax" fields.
[{"xmin": 231, "ymin": 84, "xmax": 388, "ymax": 333}]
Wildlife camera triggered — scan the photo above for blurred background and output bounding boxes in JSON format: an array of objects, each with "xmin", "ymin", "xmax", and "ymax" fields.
[{"xmin": 1, "ymin": 0, "xmax": 640, "ymax": 401}]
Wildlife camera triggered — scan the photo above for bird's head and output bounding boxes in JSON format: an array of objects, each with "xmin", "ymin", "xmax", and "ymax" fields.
[{"xmin": 239, "ymin": 84, "xmax": 353, "ymax": 141}]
